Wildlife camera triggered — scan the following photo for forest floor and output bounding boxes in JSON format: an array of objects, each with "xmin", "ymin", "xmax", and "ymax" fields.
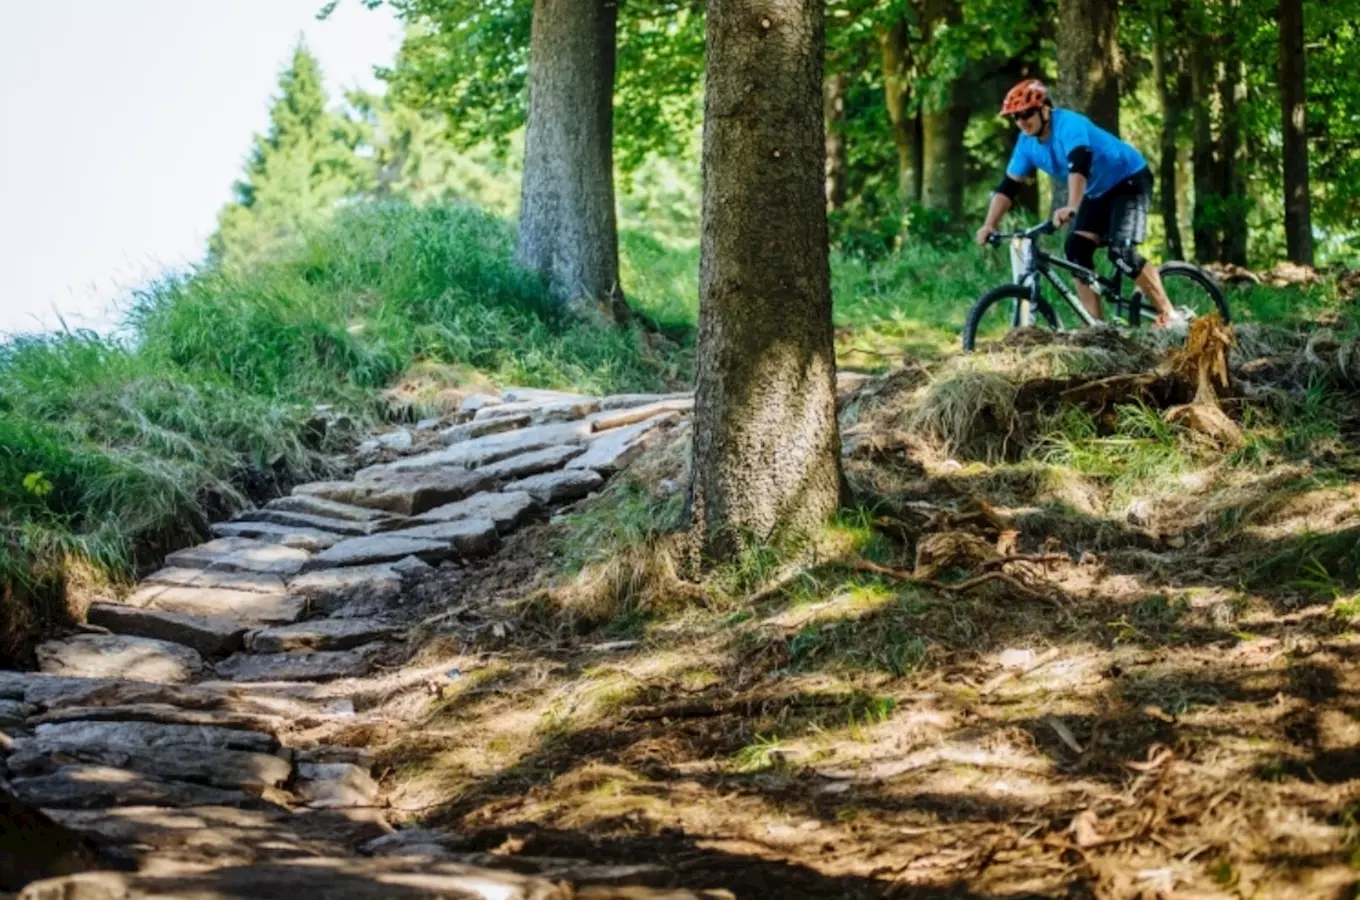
[{"xmin": 327, "ymin": 323, "xmax": 1360, "ymax": 899}]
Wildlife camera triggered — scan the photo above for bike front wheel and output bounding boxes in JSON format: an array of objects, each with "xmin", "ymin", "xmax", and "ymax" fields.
[
  {"xmin": 1131, "ymin": 261, "xmax": 1231, "ymax": 325},
  {"xmin": 962, "ymin": 284, "xmax": 1059, "ymax": 352}
]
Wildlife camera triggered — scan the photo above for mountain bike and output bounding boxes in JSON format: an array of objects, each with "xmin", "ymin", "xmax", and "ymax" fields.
[{"xmin": 962, "ymin": 220, "xmax": 1230, "ymax": 351}]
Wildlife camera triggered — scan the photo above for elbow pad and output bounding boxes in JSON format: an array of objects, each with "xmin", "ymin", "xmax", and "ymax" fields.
[
  {"xmin": 994, "ymin": 176, "xmax": 1024, "ymax": 200},
  {"xmin": 1067, "ymin": 146, "xmax": 1093, "ymax": 178}
]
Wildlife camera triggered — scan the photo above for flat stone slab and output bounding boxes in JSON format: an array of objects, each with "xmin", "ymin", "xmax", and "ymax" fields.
[
  {"xmin": 411, "ymin": 490, "xmax": 539, "ymax": 534},
  {"xmin": 305, "ymin": 535, "xmax": 453, "ymax": 571},
  {"xmin": 388, "ymin": 421, "xmax": 593, "ymax": 472},
  {"xmin": 477, "ymin": 444, "xmax": 585, "ymax": 480},
  {"xmin": 6, "ymin": 739, "xmax": 291, "ymax": 791},
  {"xmin": 0, "ymin": 698, "xmax": 32, "ymax": 725},
  {"xmin": 384, "ymin": 518, "xmax": 498, "ymax": 559},
  {"xmin": 37, "ymin": 635, "xmax": 203, "ymax": 685},
  {"xmin": 164, "ymin": 538, "xmax": 311, "ymax": 576},
  {"xmin": 8, "ymin": 675, "xmax": 355, "ymax": 724},
  {"xmin": 501, "ymin": 387, "xmax": 593, "ymax": 404},
  {"xmin": 570, "ymin": 414, "xmax": 678, "ymax": 474},
  {"xmin": 598, "ymin": 391, "xmax": 692, "ymax": 411},
  {"xmin": 10, "ymin": 765, "xmax": 262, "ymax": 810},
  {"xmin": 437, "ymin": 413, "xmax": 532, "ymax": 445},
  {"xmin": 132, "ymin": 584, "xmax": 306, "ymax": 627},
  {"xmin": 474, "ymin": 397, "xmax": 601, "ymax": 425},
  {"xmin": 286, "ymin": 563, "xmax": 403, "ymax": 616},
  {"xmin": 30, "ymin": 703, "xmax": 284, "ymax": 735},
  {"xmin": 298, "ymin": 468, "xmax": 496, "ymax": 517},
  {"xmin": 589, "ymin": 396, "xmax": 693, "ymax": 431},
  {"xmin": 265, "ymin": 494, "xmax": 398, "ymax": 524},
  {"xmin": 141, "ymin": 567, "xmax": 287, "ymax": 595},
  {"xmin": 33, "ymin": 719, "xmax": 278, "ymax": 754},
  {"xmin": 504, "ymin": 469, "xmax": 605, "ymax": 504},
  {"xmin": 247, "ymin": 619, "xmax": 397, "ymax": 654},
  {"xmin": 295, "ymin": 762, "xmax": 380, "ymax": 809},
  {"xmin": 215, "ymin": 645, "xmax": 381, "ymax": 682},
  {"xmin": 85, "ymin": 603, "xmax": 246, "ymax": 658},
  {"xmin": 233, "ymin": 508, "xmax": 375, "ymax": 537},
  {"xmin": 209, "ymin": 520, "xmax": 346, "ymax": 551}
]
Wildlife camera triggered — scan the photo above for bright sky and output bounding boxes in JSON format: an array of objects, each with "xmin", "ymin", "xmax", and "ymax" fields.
[{"xmin": 0, "ymin": 0, "xmax": 402, "ymax": 337}]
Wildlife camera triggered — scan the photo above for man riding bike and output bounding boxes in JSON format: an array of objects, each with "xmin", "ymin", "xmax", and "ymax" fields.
[{"xmin": 975, "ymin": 79, "xmax": 1179, "ymax": 326}]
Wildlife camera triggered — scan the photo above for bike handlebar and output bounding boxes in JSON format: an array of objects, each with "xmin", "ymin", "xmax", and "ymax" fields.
[{"xmin": 986, "ymin": 220, "xmax": 1057, "ymax": 247}]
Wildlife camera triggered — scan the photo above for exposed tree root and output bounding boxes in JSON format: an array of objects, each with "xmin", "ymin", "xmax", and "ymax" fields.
[{"xmin": 848, "ymin": 559, "xmax": 1067, "ymax": 606}]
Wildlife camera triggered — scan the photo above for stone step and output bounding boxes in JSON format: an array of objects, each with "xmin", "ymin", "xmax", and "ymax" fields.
[
  {"xmin": 410, "ymin": 490, "xmax": 540, "ymax": 534},
  {"xmin": 598, "ymin": 391, "xmax": 692, "ymax": 411},
  {"xmin": 233, "ymin": 507, "xmax": 378, "ymax": 537},
  {"xmin": 588, "ymin": 396, "xmax": 693, "ymax": 431},
  {"xmin": 477, "ymin": 444, "xmax": 585, "ymax": 481},
  {"xmin": 570, "ymin": 414, "xmax": 679, "ymax": 474},
  {"xmin": 28, "ymin": 702, "xmax": 285, "ymax": 735},
  {"xmin": 130, "ymin": 583, "xmax": 306, "ymax": 627},
  {"xmin": 6, "ymin": 738, "xmax": 291, "ymax": 792},
  {"xmin": 215, "ymin": 646, "xmax": 381, "ymax": 683},
  {"xmin": 383, "ymin": 517, "xmax": 499, "ymax": 559},
  {"xmin": 504, "ymin": 469, "xmax": 605, "ymax": 504},
  {"xmin": 142, "ymin": 567, "xmax": 287, "ymax": 595},
  {"xmin": 501, "ymin": 387, "xmax": 594, "ymax": 404},
  {"xmin": 303, "ymin": 535, "xmax": 454, "ymax": 571},
  {"xmin": 296, "ymin": 468, "xmax": 496, "ymax": 517},
  {"xmin": 294, "ymin": 762, "xmax": 380, "ymax": 809},
  {"xmin": 437, "ymin": 412, "xmax": 532, "ymax": 445},
  {"xmin": 0, "ymin": 698, "xmax": 33, "ymax": 726},
  {"xmin": 246, "ymin": 619, "xmax": 397, "ymax": 654},
  {"xmin": 33, "ymin": 719, "xmax": 279, "ymax": 754},
  {"xmin": 418, "ymin": 420, "xmax": 593, "ymax": 464},
  {"xmin": 9, "ymin": 765, "xmax": 268, "ymax": 810},
  {"xmin": 37, "ymin": 635, "xmax": 204, "ymax": 685},
  {"xmin": 209, "ymin": 521, "xmax": 346, "ymax": 551},
  {"xmin": 264, "ymin": 493, "xmax": 400, "ymax": 525},
  {"xmin": 85, "ymin": 603, "xmax": 247, "ymax": 658},
  {"xmin": 473, "ymin": 396, "xmax": 601, "ymax": 425},
  {"xmin": 286, "ymin": 563, "xmax": 405, "ymax": 617},
  {"xmin": 164, "ymin": 538, "xmax": 311, "ymax": 577}
]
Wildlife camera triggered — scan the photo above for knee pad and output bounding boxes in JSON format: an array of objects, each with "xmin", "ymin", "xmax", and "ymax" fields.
[
  {"xmin": 1108, "ymin": 242, "xmax": 1147, "ymax": 278},
  {"xmin": 1065, "ymin": 232, "xmax": 1098, "ymax": 270}
]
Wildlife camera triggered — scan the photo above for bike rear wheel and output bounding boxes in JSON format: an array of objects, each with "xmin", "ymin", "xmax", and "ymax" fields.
[
  {"xmin": 962, "ymin": 284, "xmax": 1059, "ymax": 351},
  {"xmin": 1131, "ymin": 261, "xmax": 1231, "ymax": 326}
]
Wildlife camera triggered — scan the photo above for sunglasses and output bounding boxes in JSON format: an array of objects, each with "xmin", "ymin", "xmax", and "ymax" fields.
[{"xmin": 1009, "ymin": 107, "xmax": 1041, "ymax": 123}]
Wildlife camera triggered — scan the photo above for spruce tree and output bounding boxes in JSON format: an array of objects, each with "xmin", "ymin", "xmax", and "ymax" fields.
[{"xmin": 210, "ymin": 43, "xmax": 369, "ymax": 267}]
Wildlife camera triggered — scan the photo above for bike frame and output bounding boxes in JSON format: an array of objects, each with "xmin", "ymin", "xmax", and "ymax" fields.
[{"xmin": 1006, "ymin": 237, "xmax": 1142, "ymax": 330}]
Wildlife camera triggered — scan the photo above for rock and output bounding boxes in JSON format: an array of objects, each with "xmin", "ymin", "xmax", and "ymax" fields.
[
  {"xmin": 377, "ymin": 430, "xmax": 413, "ymax": 451},
  {"xmin": 364, "ymin": 828, "xmax": 459, "ymax": 856},
  {"xmin": 0, "ymin": 671, "xmax": 29, "ymax": 700},
  {"xmin": 598, "ymin": 392, "xmax": 692, "ymax": 411},
  {"xmin": 39, "ymin": 805, "xmax": 289, "ymax": 854},
  {"xmin": 304, "ymin": 535, "xmax": 454, "ymax": 571},
  {"xmin": 411, "ymin": 491, "xmax": 540, "ymax": 534},
  {"xmin": 504, "ymin": 469, "xmax": 605, "ymax": 504},
  {"xmin": 295, "ymin": 746, "xmax": 375, "ymax": 769},
  {"xmin": 385, "ymin": 518, "xmax": 499, "ymax": 559},
  {"xmin": 232, "ymin": 508, "xmax": 374, "ymax": 537},
  {"xmin": 391, "ymin": 555, "xmax": 433, "ymax": 578},
  {"xmin": 12, "ymin": 676, "xmax": 355, "ymax": 724},
  {"xmin": 247, "ymin": 619, "xmax": 397, "ymax": 654},
  {"xmin": 215, "ymin": 646, "xmax": 381, "ymax": 682},
  {"xmin": 140, "ymin": 567, "xmax": 287, "ymax": 595},
  {"xmin": 85, "ymin": 603, "xmax": 247, "ymax": 658},
  {"xmin": 298, "ymin": 468, "xmax": 496, "ymax": 517},
  {"xmin": 460, "ymin": 393, "xmax": 502, "ymax": 413},
  {"xmin": 287, "ymin": 564, "xmax": 403, "ymax": 616},
  {"xmin": 33, "ymin": 720, "xmax": 278, "ymax": 754},
  {"xmin": 477, "ymin": 444, "xmax": 585, "ymax": 480},
  {"xmin": 588, "ymin": 397, "xmax": 692, "ymax": 432},
  {"xmin": 384, "ymin": 421, "xmax": 593, "ymax": 473},
  {"xmin": 570, "ymin": 415, "xmax": 678, "ymax": 474},
  {"xmin": 501, "ymin": 387, "xmax": 595, "ymax": 404},
  {"xmin": 414, "ymin": 417, "xmax": 443, "ymax": 432},
  {"xmin": 6, "ymin": 740, "xmax": 291, "ymax": 792},
  {"xmin": 130, "ymin": 584, "xmax": 306, "ymax": 627},
  {"xmin": 265, "ymin": 494, "xmax": 399, "ymax": 525},
  {"xmin": 29, "ymin": 704, "xmax": 283, "ymax": 735},
  {"xmin": 295, "ymin": 762, "xmax": 380, "ymax": 808},
  {"xmin": 474, "ymin": 398, "xmax": 601, "ymax": 425},
  {"xmin": 0, "ymin": 699, "xmax": 32, "ymax": 726},
  {"xmin": 208, "ymin": 521, "xmax": 345, "ymax": 551},
  {"xmin": 998, "ymin": 648, "xmax": 1036, "ymax": 670},
  {"xmin": 164, "ymin": 538, "xmax": 311, "ymax": 577},
  {"xmin": 10, "ymin": 766, "xmax": 263, "ymax": 810},
  {"xmin": 37, "ymin": 635, "xmax": 203, "ymax": 685},
  {"xmin": 16, "ymin": 872, "xmax": 132, "ymax": 900},
  {"xmin": 437, "ymin": 413, "xmax": 532, "ymax": 446}
]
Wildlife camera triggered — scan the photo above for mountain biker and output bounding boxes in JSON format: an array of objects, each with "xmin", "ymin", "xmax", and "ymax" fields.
[{"xmin": 975, "ymin": 79, "xmax": 1179, "ymax": 326}]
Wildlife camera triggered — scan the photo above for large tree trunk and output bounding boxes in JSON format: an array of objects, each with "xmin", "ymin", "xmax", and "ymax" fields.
[
  {"xmin": 880, "ymin": 19, "xmax": 923, "ymax": 205},
  {"xmin": 1278, "ymin": 0, "xmax": 1313, "ymax": 264},
  {"xmin": 1190, "ymin": 39, "xmax": 1221, "ymax": 263},
  {"xmin": 920, "ymin": 101, "xmax": 970, "ymax": 217},
  {"xmin": 517, "ymin": 0, "xmax": 626, "ymax": 321},
  {"xmin": 1056, "ymin": 0, "xmax": 1120, "ymax": 134},
  {"xmin": 824, "ymin": 72, "xmax": 848, "ymax": 212},
  {"xmin": 1154, "ymin": 13, "xmax": 1187, "ymax": 260},
  {"xmin": 1217, "ymin": 25, "xmax": 1248, "ymax": 266},
  {"xmin": 689, "ymin": 0, "xmax": 843, "ymax": 561}
]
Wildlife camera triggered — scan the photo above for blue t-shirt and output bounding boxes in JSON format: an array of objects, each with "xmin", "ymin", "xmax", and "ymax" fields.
[{"xmin": 1006, "ymin": 108, "xmax": 1147, "ymax": 199}]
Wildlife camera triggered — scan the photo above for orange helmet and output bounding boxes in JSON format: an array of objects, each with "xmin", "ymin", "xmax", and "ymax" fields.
[{"xmin": 1001, "ymin": 79, "xmax": 1050, "ymax": 116}]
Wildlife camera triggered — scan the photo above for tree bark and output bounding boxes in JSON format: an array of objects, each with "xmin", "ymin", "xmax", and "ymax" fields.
[
  {"xmin": 824, "ymin": 72, "xmax": 848, "ymax": 211},
  {"xmin": 1278, "ymin": 0, "xmax": 1313, "ymax": 264},
  {"xmin": 1154, "ymin": 13, "xmax": 1186, "ymax": 260},
  {"xmin": 690, "ymin": 0, "xmax": 843, "ymax": 560},
  {"xmin": 517, "ymin": 0, "xmax": 626, "ymax": 321},
  {"xmin": 1190, "ymin": 39, "xmax": 1221, "ymax": 263},
  {"xmin": 1217, "ymin": 22, "xmax": 1248, "ymax": 266},
  {"xmin": 920, "ymin": 100, "xmax": 970, "ymax": 217},
  {"xmin": 1056, "ymin": 0, "xmax": 1120, "ymax": 134},
  {"xmin": 880, "ymin": 19, "xmax": 923, "ymax": 205}
]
